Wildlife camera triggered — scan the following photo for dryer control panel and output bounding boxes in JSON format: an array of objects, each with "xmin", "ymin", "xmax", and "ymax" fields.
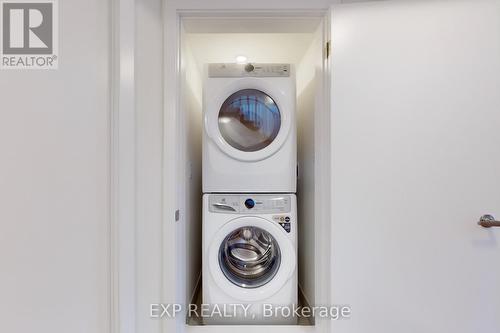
[
  {"xmin": 209, "ymin": 194, "xmax": 292, "ymax": 214},
  {"xmin": 208, "ymin": 63, "xmax": 290, "ymax": 77}
]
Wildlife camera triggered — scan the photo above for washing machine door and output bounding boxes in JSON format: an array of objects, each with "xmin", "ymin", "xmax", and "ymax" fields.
[
  {"xmin": 219, "ymin": 225, "xmax": 281, "ymax": 289},
  {"xmin": 205, "ymin": 78, "xmax": 293, "ymax": 162},
  {"xmin": 208, "ymin": 216, "xmax": 295, "ymax": 302}
]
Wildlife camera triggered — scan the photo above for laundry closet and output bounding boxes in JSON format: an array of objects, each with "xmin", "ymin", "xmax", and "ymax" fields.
[{"xmin": 176, "ymin": 12, "xmax": 332, "ymax": 332}]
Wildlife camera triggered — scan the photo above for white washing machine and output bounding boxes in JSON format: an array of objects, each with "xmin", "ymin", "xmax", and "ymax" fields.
[
  {"xmin": 203, "ymin": 63, "xmax": 296, "ymax": 193},
  {"xmin": 203, "ymin": 193, "xmax": 297, "ymax": 325}
]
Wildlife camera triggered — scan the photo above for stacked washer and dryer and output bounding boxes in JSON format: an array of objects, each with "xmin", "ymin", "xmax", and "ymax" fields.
[{"xmin": 202, "ymin": 63, "xmax": 298, "ymax": 325}]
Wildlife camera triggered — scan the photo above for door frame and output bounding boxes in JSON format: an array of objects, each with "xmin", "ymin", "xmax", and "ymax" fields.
[
  {"xmin": 168, "ymin": 8, "xmax": 334, "ymax": 333},
  {"xmin": 110, "ymin": 0, "xmax": 136, "ymax": 333},
  {"xmin": 111, "ymin": 3, "xmax": 335, "ymax": 333}
]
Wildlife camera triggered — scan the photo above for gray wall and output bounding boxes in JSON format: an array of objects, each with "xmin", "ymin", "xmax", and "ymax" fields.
[{"xmin": 0, "ymin": 1, "xmax": 110, "ymax": 332}]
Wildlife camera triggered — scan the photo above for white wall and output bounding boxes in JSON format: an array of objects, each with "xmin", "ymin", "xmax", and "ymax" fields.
[
  {"xmin": 179, "ymin": 25, "xmax": 204, "ymax": 310},
  {"xmin": 0, "ymin": 1, "xmax": 110, "ymax": 332},
  {"xmin": 185, "ymin": 33, "xmax": 316, "ymax": 69},
  {"xmin": 296, "ymin": 24, "xmax": 323, "ymax": 310}
]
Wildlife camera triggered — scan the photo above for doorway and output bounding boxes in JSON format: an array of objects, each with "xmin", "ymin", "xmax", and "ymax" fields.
[{"xmin": 172, "ymin": 9, "xmax": 333, "ymax": 333}]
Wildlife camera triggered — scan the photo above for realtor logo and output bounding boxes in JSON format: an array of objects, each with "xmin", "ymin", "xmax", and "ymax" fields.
[{"xmin": 1, "ymin": 0, "xmax": 58, "ymax": 69}]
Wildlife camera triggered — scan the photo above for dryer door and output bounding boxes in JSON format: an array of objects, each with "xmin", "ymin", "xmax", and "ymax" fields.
[
  {"xmin": 208, "ymin": 216, "xmax": 295, "ymax": 302},
  {"xmin": 205, "ymin": 78, "xmax": 294, "ymax": 162},
  {"xmin": 218, "ymin": 89, "xmax": 281, "ymax": 153}
]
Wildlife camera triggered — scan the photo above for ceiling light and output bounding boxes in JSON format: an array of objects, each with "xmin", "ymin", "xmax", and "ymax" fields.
[{"xmin": 235, "ymin": 55, "xmax": 247, "ymax": 64}]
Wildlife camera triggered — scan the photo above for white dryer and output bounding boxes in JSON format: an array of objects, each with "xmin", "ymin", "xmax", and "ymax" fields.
[
  {"xmin": 203, "ymin": 193, "xmax": 297, "ymax": 325},
  {"xmin": 203, "ymin": 63, "xmax": 296, "ymax": 193}
]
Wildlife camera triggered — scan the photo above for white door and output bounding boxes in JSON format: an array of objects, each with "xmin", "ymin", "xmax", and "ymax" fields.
[{"xmin": 330, "ymin": 0, "xmax": 500, "ymax": 332}]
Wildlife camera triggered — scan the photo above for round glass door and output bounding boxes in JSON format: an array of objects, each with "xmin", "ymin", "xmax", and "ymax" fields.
[
  {"xmin": 218, "ymin": 89, "xmax": 281, "ymax": 152},
  {"xmin": 219, "ymin": 226, "xmax": 281, "ymax": 288}
]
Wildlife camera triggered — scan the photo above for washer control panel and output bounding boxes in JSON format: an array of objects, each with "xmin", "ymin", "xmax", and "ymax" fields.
[
  {"xmin": 209, "ymin": 194, "xmax": 292, "ymax": 214},
  {"xmin": 208, "ymin": 63, "xmax": 290, "ymax": 78}
]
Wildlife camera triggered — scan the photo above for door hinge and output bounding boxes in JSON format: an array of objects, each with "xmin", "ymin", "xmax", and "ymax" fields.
[
  {"xmin": 326, "ymin": 40, "xmax": 331, "ymax": 59},
  {"xmin": 175, "ymin": 209, "xmax": 180, "ymax": 222}
]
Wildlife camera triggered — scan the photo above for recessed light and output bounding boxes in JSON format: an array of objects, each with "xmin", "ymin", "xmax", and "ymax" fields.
[{"xmin": 235, "ymin": 55, "xmax": 247, "ymax": 64}]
